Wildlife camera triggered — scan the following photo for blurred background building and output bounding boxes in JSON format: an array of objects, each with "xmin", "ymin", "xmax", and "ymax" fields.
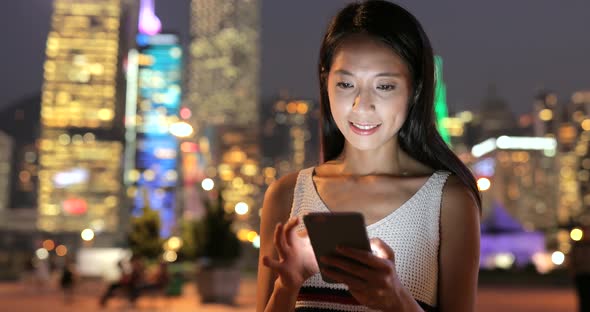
[{"xmin": 185, "ymin": 0, "xmax": 263, "ymax": 241}]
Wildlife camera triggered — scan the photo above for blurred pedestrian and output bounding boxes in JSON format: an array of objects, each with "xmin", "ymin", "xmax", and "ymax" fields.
[{"xmin": 60, "ymin": 256, "xmax": 76, "ymax": 304}]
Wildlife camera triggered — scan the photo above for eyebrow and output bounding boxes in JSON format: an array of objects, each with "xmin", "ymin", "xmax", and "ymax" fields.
[{"xmin": 333, "ymin": 69, "xmax": 403, "ymax": 78}]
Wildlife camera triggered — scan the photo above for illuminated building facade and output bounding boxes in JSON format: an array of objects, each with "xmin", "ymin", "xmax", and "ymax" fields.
[
  {"xmin": 126, "ymin": 33, "xmax": 184, "ymax": 237},
  {"xmin": 187, "ymin": 0, "xmax": 262, "ymax": 236},
  {"xmin": 262, "ymin": 98, "xmax": 320, "ymax": 180},
  {"xmin": 37, "ymin": 0, "xmax": 126, "ymax": 233},
  {"xmin": 570, "ymin": 91, "xmax": 590, "ymax": 225},
  {"xmin": 471, "ymin": 136, "xmax": 559, "ymax": 232},
  {"xmin": 0, "ymin": 131, "xmax": 12, "ymax": 212},
  {"xmin": 187, "ymin": 0, "xmax": 260, "ymax": 127},
  {"xmin": 533, "ymin": 91, "xmax": 559, "ymax": 138}
]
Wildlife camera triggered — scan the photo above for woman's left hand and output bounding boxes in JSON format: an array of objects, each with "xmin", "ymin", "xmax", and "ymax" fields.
[{"xmin": 319, "ymin": 238, "xmax": 403, "ymax": 311}]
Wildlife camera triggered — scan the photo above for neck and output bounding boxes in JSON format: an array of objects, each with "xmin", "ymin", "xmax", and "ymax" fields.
[{"xmin": 336, "ymin": 136, "xmax": 409, "ymax": 176}]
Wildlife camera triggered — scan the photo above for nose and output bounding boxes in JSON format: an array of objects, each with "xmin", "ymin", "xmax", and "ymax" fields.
[{"xmin": 352, "ymin": 90, "xmax": 375, "ymax": 112}]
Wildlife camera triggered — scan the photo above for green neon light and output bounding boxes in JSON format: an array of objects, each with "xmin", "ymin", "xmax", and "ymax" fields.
[{"xmin": 434, "ymin": 55, "xmax": 451, "ymax": 145}]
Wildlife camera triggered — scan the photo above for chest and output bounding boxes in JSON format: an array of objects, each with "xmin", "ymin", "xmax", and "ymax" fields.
[{"xmin": 312, "ymin": 176, "xmax": 428, "ymax": 225}]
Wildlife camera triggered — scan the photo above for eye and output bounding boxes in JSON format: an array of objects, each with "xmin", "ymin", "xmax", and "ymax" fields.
[
  {"xmin": 336, "ymin": 82, "xmax": 354, "ymax": 89},
  {"xmin": 377, "ymin": 84, "xmax": 396, "ymax": 91}
]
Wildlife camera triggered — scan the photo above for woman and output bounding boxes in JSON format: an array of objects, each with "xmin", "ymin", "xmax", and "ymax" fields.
[{"xmin": 257, "ymin": 1, "xmax": 481, "ymax": 311}]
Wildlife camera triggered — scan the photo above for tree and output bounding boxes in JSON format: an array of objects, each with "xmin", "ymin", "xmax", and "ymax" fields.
[{"xmin": 128, "ymin": 196, "xmax": 163, "ymax": 259}]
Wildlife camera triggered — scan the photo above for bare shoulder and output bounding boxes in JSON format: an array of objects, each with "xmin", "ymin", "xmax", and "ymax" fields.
[
  {"xmin": 441, "ymin": 174, "xmax": 479, "ymax": 219},
  {"xmin": 261, "ymin": 171, "xmax": 300, "ymax": 226},
  {"xmin": 264, "ymin": 172, "xmax": 299, "ymax": 210}
]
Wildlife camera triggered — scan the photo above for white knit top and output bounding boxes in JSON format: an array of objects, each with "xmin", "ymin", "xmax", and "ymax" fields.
[{"xmin": 290, "ymin": 167, "xmax": 451, "ymax": 312}]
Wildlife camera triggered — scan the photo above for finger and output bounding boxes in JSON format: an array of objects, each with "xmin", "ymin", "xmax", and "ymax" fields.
[
  {"xmin": 273, "ymin": 223, "xmax": 288, "ymax": 259},
  {"xmin": 321, "ymin": 267, "xmax": 366, "ymax": 290},
  {"xmin": 335, "ymin": 246, "xmax": 391, "ymax": 271},
  {"xmin": 283, "ymin": 217, "xmax": 299, "ymax": 246},
  {"xmin": 370, "ymin": 238, "xmax": 395, "ymax": 262},
  {"xmin": 320, "ymin": 256, "xmax": 372, "ymax": 281},
  {"xmin": 262, "ymin": 256, "xmax": 282, "ymax": 270}
]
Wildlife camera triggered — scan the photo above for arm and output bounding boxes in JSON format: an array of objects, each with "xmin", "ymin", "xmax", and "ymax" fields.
[
  {"xmin": 438, "ymin": 175, "xmax": 481, "ymax": 312},
  {"xmin": 256, "ymin": 173, "xmax": 298, "ymax": 312}
]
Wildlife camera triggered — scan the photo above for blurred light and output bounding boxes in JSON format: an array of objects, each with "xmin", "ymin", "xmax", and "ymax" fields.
[
  {"xmin": 264, "ymin": 167, "xmax": 277, "ymax": 178},
  {"xmin": 181, "ymin": 142, "xmax": 198, "ymax": 153},
  {"xmin": 247, "ymin": 231, "xmax": 258, "ymax": 242},
  {"xmin": 180, "ymin": 107, "xmax": 192, "ymax": 120},
  {"xmin": 296, "ymin": 102, "xmax": 309, "ymax": 114},
  {"xmin": 138, "ymin": 0, "xmax": 162, "ymax": 35},
  {"xmin": 235, "ymin": 202, "xmax": 249, "ymax": 215},
  {"xmin": 472, "ymin": 138, "xmax": 496, "ymax": 158},
  {"xmin": 494, "ymin": 253, "xmax": 515, "ymax": 269},
  {"xmin": 582, "ymin": 119, "xmax": 590, "ymax": 131},
  {"xmin": 458, "ymin": 111, "xmax": 473, "ymax": 123},
  {"xmin": 201, "ymin": 178, "xmax": 214, "ymax": 191},
  {"xmin": 287, "ymin": 102, "xmax": 298, "ymax": 114},
  {"xmin": 169, "ymin": 121, "xmax": 193, "ymax": 138},
  {"xmin": 496, "ymin": 136, "xmax": 557, "ymax": 151},
  {"xmin": 81, "ymin": 228, "xmax": 95, "ymax": 241},
  {"xmin": 43, "ymin": 239, "xmax": 55, "ymax": 251},
  {"xmin": 98, "ymin": 108, "xmax": 114, "ymax": 121},
  {"xmin": 163, "ymin": 250, "xmax": 177, "ymax": 262},
  {"xmin": 538, "ymin": 109, "xmax": 553, "ymax": 121},
  {"xmin": 253, "ymin": 235, "xmax": 260, "ymax": 249},
  {"xmin": 571, "ymin": 228, "xmax": 584, "ymax": 241},
  {"xmin": 551, "ymin": 251, "xmax": 565, "ymax": 265},
  {"xmin": 36, "ymin": 248, "xmax": 49, "ymax": 260},
  {"xmin": 143, "ymin": 170, "xmax": 155, "ymax": 181},
  {"xmin": 531, "ymin": 252, "xmax": 553, "ymax": 274},
  {"xmin": 55, "ymin": 245, "xmax": 68, "ymax": 257},
  {"xmin": 128, "ymin": 170, "xmax": 141, "ymax": 182},
  {"xmin": 237, "ymin": 229, "xmax": 250, "ymax": 242},
  {"xmin": 241, "ymin": 163, "xmax": 258, "ymax": 176},
  {"xmin": 477, "ymin": 177, "xmax": 491, "ymax": 191},
  {"xmin": 167, "ymin": 236, "xmax": 183, "ymax": 251}
]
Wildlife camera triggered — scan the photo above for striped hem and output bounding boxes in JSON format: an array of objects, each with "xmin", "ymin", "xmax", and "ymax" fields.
[{"xmin": 295, "ymin": 286, "xmax": 437, "ymax": 312}]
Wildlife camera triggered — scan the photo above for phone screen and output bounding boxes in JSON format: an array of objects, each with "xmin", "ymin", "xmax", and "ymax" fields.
[{"xmin": 303, "ymin": 212, "xmax": 371, "ymax": 283}]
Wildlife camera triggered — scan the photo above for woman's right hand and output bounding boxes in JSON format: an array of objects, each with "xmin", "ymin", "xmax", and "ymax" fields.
[{"xmin": 262, "ymin": 217, "xmax": 319, "ymax": 291}]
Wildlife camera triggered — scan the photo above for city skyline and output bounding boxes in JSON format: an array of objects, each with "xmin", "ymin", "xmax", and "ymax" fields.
[{"xmin": 1, "ymin": 0, "xmax": 589, "ymax": 116}]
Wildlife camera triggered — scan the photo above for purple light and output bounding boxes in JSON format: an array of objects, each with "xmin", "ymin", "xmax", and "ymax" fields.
[{"xmin": 138, "ymin": 0, "xmax": 161, "ymax": 35}]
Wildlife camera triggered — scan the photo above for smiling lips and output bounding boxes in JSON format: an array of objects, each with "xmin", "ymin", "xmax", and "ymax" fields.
[{"xmin": 349, "ymin": 121, "xmax": 381, "ymax": 135}]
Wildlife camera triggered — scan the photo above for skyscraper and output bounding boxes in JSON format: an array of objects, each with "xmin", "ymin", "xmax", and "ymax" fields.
[
  {"xmin": 187, "ymin": 0, "xmax": 260, "ymax": 127},
  {"xmin": 187, "ymin": 0, "xmax": 262, "ymax": 231},
  {"xmin": 37, "ymin": 0, "xmax": 127, "ymax": 233},
  {"xmin": 261, "ymin": 97, "xmax": 320, "ymax": 179},
  {"xmin": 471, "ymin": 136, "xmax": 559, "ymax": 231},
  {"xmin": 570, "ymin": 91, "xmax": 590, "ymax": 225},
  {"xmin": 533, "ymin": 91, "xmax": 559, "ymax": 138}
]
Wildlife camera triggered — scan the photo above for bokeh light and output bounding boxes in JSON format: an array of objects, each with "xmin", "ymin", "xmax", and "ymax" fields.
[
  {"xmin": 477, "ymin": 177, "xmax": 491, "ymax": 191},
  {"xmin": 81, "ymin": 228, "xmax": 95, "ymax": 241},
  {"xmin": 201, "ymin": 178, "xmax": 214, "ymax": 191},
  {"xmin": 570, "ymin": 228, "xmax": 583, "ymax": 241},
  {"xmin": 551, "ymin": 251, "xmax": 565, "ymax": 265},
  {"xmin": 235, "ymin": 202, "xmax": 249, "ymax": 215}
]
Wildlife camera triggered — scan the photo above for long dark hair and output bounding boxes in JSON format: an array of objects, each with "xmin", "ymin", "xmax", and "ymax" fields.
[{"xmin": 318, "ymin": 0, "xmax": 481, "ymax": 209}]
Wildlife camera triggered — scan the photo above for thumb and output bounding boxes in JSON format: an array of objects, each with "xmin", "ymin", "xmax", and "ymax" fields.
[{"xmin": 370, "ymin": 238, "xmax": 395, "ymax": 262}]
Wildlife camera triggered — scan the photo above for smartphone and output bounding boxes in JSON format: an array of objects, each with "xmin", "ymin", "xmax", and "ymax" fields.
[{"xmin": 303, "ymin": 212, "xmax": 371, "ymax": 283}]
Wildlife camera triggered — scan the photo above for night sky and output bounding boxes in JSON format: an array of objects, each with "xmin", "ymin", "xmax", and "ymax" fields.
[{"xmin": 1, "ymin": 0, "xmax": 589, "ymax": 115}]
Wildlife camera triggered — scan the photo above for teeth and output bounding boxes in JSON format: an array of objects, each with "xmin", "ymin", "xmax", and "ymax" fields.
[{"xmin": 352, "ymin": 122, "xmax": 379, "ymax": 130}]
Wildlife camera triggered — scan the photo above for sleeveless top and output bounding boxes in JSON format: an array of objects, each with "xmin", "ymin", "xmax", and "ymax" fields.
[{"xmin": 289, "ymin": 167, "xmax": 451, "ymax": 312}]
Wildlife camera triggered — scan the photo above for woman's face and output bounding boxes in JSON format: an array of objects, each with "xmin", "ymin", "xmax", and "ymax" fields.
[{"xmin": 327, "ymin": 34, "xmax": 412, "ymax": 152}]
